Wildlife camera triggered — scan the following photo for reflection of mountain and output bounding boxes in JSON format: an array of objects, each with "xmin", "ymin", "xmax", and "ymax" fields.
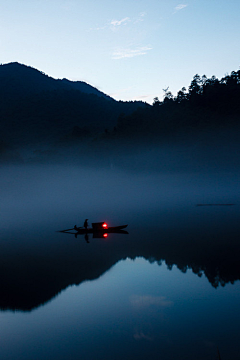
[
  {"xmin": 0, "ymin": 234, "xmax": 130, "ymax": 311},
  {"xmin": 142, "ymin": 237, "xmax": 240, "ymax": 289},
  {"xmin": 0, "ymin": 220, "xmax": 239, "ymax": 311}
]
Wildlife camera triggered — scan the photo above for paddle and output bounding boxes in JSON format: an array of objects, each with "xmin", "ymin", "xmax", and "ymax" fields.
[{"xmin": 57, "ymin": 226, "xmax": 83, "ymax": 232}]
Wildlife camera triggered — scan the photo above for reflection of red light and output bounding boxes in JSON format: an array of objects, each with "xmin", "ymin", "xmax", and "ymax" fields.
[
  {"xmin": 103, "ymin": 233, "xmax": 108, "ymax": 238},
  {"xmin": 102, "ymin": 223, "xmax": 108, "ymax": 229}
]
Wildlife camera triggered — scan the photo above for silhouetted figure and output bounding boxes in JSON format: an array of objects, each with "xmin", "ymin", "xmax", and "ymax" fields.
[
  {"xmin": 74, "ymin": 225, "xmax": 78, "ymax": 231},
  {"xmin": 84, "ymin": 219, "xmax": 88, "ymax": 230}
]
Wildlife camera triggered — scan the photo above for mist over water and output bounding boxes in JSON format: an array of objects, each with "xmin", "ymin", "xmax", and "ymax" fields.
[
  {"xmin": 2, "ymin": 136, "xmax": 240, "ymax": 217},
  {"xmin": 1, "ymin": 162, "xmax": 238, "ymax": 232}
]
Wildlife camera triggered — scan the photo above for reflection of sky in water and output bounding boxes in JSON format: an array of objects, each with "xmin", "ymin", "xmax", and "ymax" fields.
[{"xmin": 0, "ymin": 259, "xmax": 240, "ymax": 359}]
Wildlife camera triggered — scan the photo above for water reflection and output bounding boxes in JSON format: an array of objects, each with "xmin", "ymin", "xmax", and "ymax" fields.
[
  {"xmin": 0, "ymin": 258, "xmax": 239, "ymax": 360},
  {"xmin": 0, "ymin": 165, "xmax": 240, "ymax": 359},
  {"xmin": 0, "ymin": 205, "xmax": 239, "ymax": 312}
]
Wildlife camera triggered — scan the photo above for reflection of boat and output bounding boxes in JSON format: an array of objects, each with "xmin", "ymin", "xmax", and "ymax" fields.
[{"xmin": 58, "ymin": 222, "xmax": 128, "ymax": 238}]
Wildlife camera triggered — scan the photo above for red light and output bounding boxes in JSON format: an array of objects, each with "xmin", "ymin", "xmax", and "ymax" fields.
[
  {"xmin": 102, "ymin": 223, "xmax": 108, "ymax": 229},
  {"xmin": 103, "ymin": 233, "xmax": 108, "ymax": 238}
]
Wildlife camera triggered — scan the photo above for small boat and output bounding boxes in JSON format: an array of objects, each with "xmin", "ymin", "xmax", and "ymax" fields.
[{"xmin": 58, "ymin": 222, "xmax": 128, "ymax": 238}]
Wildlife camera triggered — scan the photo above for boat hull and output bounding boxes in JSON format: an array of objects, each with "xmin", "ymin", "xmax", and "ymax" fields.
[
  {"xmin": 75, "ymin": 225, "xmax": 128, "ymax": 234},
  {"xmin": 58, "ymin": 225, "xmax": 128, "ymax": 237}
]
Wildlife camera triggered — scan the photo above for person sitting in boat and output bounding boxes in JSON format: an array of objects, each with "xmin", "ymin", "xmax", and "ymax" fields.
[
  {"xmin": 74, "ymin": 225, "xmax": 78, "ymax": 231},
  {"xmin": 84, "ymin": 219, "xmax": 88, "ymax": 230}
]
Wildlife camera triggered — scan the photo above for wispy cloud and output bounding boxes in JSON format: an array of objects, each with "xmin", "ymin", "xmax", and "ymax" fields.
[
  {"xmin": 89, "ymin": 12, "xmax": 146, "ymax": 32},
  {"xmin": 110, "ymin": 17, "xmax": 130, "ymax": 27},
  {"xmin": 133, "ymin": 95, "xmax": 150, "ymax": 101},
  {"xmin": 174, "ymin": 4, "xmax": 188, "ymax": 13},
  {"xmin": 133, "ymin": 12, "xmax": 146, "ymax": 24},
  {"xmin": 112, "ymin": 46, "xmax": 152, "ymax": 60},
  {"xmin": 88, "ymin": 25, "xmax": 107, "ymax": 32}
]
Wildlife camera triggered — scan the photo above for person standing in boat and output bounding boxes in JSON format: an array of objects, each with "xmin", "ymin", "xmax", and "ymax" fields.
[{"xmin": 84, "ymin": 219, "xmax": 88, "ymax": 230}]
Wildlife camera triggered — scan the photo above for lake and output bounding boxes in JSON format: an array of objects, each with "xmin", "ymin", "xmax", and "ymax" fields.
[{"xmin": 0, "ymin": 164, "xmax": 240, "ymax": 360}]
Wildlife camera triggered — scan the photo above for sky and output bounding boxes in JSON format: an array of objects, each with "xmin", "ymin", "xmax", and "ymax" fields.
[{"xmin": 0, "ymin": 0, "xmax": 240, "ymax": 103}]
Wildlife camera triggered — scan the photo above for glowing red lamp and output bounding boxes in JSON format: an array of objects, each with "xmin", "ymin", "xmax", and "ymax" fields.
[{"xmin": 102, "ymin": 222, "xmax": 108, "ymax": 229}]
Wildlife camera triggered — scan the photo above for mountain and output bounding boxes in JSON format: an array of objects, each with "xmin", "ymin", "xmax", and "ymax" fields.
[
  {"xmin": 0, "ymin": 62, "xmax": 111, "ymax": 100},
  {"xmin": 0, "ymin": 62, "xmax": 148, "ymax": 147},
  {"xmin": 61, "ymin": 78, "xmax": 112, "ymax": 100}
]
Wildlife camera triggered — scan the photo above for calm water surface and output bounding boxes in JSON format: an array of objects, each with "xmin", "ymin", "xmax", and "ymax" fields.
[{"xmin": 0, "ymin": 165, "xmax": 239, "ymax": 360}]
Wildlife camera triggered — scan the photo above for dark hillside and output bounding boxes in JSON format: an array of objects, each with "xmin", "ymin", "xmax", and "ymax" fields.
[
  {"xmin": 0, "ymin": 62, "xmax": 148, "ymax": 147},
  {"xmin": 61, "ymin": 78, "xmax": 112, "ymax": 100},
  {"xmin": 0, "ymin": 62, "xmax": 110, "ymax": 98},
  {"xmin": 114, "ymin": 70, "xmax": 240, "ymax": 140}
]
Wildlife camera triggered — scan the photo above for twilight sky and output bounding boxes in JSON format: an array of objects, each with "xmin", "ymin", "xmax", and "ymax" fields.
[{"xmin": 1, "ymin": 0, "xmax": 239, "ymax": 103}]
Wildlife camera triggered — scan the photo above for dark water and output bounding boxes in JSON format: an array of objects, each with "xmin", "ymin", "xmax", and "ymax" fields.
[{"xmin": 0, "ymin": 164, "xmax": 240, "ymax": 360}]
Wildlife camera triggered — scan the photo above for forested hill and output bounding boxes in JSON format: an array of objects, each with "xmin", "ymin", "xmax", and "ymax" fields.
[
  {"xmin": 0, "ymin": 62, "xmax": 112, "ymax": 99},
  {"xmin": 1, "ymin": 63, "xmax": 240, "ymax": 163},
  {"xmin": 115, "ymin": 70, "xmax": 240, "ymax": 139},
  {"xmin": 0, "ymin": 62, "xmax": 148, "ymax": 145}
]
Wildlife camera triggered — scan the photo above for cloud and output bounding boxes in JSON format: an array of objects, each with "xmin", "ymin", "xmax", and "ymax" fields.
[
  {"xmin": 133, "ymin": 95, "xmax": 150, "ymax": 100},
  {"xmin": 130, "ymin": 295, "xmax": 173, "ymax": 309},
  {"xmin": 112, "ymin": 46, "xmax": 152, "ymax": 60},
  {"xmin": 88, "ymin": 26, "xmax": 107, "ymax": 32},
  {"xmin": 88, "ymin": 17, "xmax": 129, "ymax": 32},
  {"xmin": 110, "ymin": 17, "xmax": 130, "ymax": 27},
  {"xmin": 133, "ymin": 12, "xmax": 146, "ymax": 24},
  {"xmin": 174, "ymin": 4, "xmax": 188, "ymax": 13},
  {"xmin": 90, "ymin": 12, "xmax": 145, "ymax": 32}
]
